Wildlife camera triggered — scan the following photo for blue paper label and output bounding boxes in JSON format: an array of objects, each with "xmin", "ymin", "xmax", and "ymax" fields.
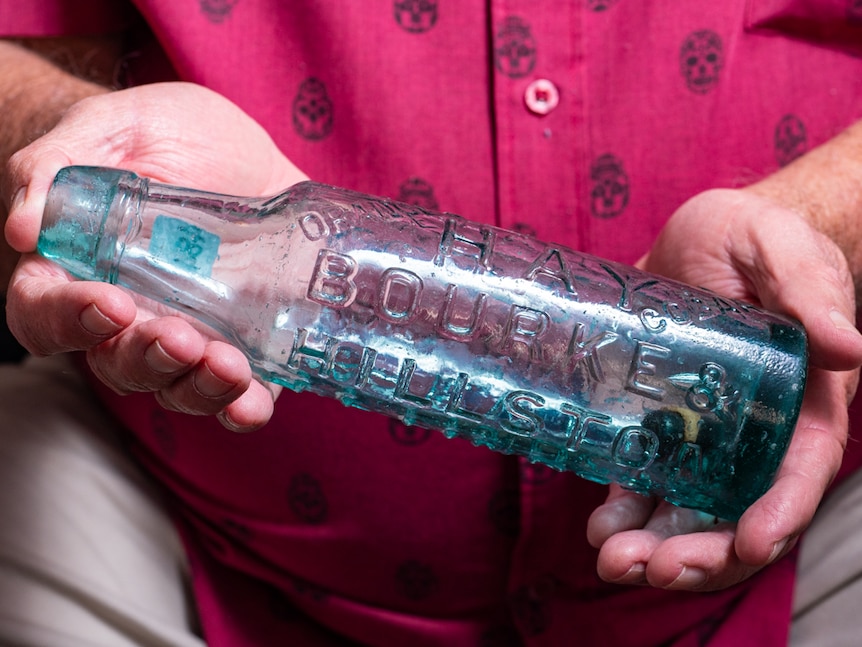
[{"xmin": 150, "ymin": 215, "xmax": 220, "ymax": 277}]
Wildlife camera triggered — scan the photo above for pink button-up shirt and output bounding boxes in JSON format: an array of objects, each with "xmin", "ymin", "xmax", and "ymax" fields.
[{"xmin": 5, "ymin": 1, "xmax": 862, "ymax": 645}]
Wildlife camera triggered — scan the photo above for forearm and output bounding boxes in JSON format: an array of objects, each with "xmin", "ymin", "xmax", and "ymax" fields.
[
  {"xmin": 747, "ymin": 119, "xmax": 862, "ymax": 297},
  {"xmin": 0, "ymin": 38, "xmax": 119, "ymax": 290}
]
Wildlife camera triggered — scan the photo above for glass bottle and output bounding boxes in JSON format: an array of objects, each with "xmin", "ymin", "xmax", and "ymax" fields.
[{"xmin": 38, "ymin": 165, "xmax": 808, "ymax": 520}]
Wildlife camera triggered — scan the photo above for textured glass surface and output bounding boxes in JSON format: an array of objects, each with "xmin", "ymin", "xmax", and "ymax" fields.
[{"xmin": 39, "ymin": 166, "xmax": 809, "ymax": 519}]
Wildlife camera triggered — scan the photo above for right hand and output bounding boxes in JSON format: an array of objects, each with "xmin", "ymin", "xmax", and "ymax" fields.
[
  {"xmin": 3, "ymin": 82, "xmax": 309, "ymax": 431},
  {"xmin": 587, "ymin": 187, "xmax": 862, "ymax": 592}
]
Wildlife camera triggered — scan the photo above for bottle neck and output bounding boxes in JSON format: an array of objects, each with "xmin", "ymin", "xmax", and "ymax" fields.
[
  {"xmin": 98, "ymin": 175, "xmax": 146, "ymax": 284},
  {"xmin": 108, "ymin": 178, "xmax": 282, "ymax": 348}
]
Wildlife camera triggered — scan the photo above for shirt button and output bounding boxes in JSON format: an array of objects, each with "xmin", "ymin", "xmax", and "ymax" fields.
[{"xmin": 524, "ymin": 79, "xmax": 560, "ymax": 115}]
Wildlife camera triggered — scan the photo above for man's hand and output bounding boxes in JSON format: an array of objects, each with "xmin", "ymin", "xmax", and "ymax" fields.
[
  {"xmin": 3, "ymin": 82, "xmax": 309, "ymax": 431},
  {"xmin": 586, "ymin": 187, "xmax": 862, "ymax": 591}
]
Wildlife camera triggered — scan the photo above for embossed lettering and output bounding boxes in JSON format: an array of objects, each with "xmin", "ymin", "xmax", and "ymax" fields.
[
  {"xmin": 665, "ymin": 301, "xmax": 691, "ymax": 324},
  {"xmin": 329, "ymin": 341, "xmax": 379, "ymax": 388},
  {"xmin": 307, "ymin": 249, "xmax": 357, "ymax": 307},
  {"xmin": 601, "ymin": 264, "xmax": 659, "ymax": 312},
  {"xmin": 287, "ymin": 328, "xmax": 334, "ymax": 373},
  {"xmin": 287, "ymin": 329, "xmax": 382, "ymax": 389},
  {"xmin": 328, "ymin": 341, "xmax": 364, "ymax": 383},
  {"xmin": 612, "ymin": 426, "xmax": 659, "ymax": 469},
  {"xmin": 436, "ymin": 285, "xmax": 488, "ymax": 341},
  {"xmin": 378, "ymin": 268, "xmax": 422, "ymax": 323},
  {"xmin": 500, "ymin": 390, "xmax": 545, "ymax": 436},
  {"xmin": 639, "ymin": 307, "xmax": 667, "ymax": 332},
  {"xmin": 299, "ymin": 211, "xmax": 329, "ymax": 241},
  {"xmin": 560, "ymin": 403, "xmax": 613, "ymax": 450},
  {"xmin": 626, "ymin": 341, "xmax": 672, "ymax": 400},
  {"xmin": 354, "ymin": 346, "xmax": 379, "ymax": 388},
  {"xmin": 444, "ymin": 372, "xmax": 483, "ymax": 421},
  {"xmin": 296, "ymin": 205, "xmax": 353, "ymax": 240},
  {"xmin": 394, "ymin": 359, "xmax": 434, "ymax": 406},
  {"xmin": 567, "ymin": 323, "xmax": 618, "ymax": 382},
  {"xmin": 525, "ymin": 247, "xmax": 575, "ymax": 294},
  {"xmin": 497, "ymin": 305, "xmax": 550, "ymax": 362},
  {"xmin": 434, "ymin": 217, "xmax": 496, "ymax": 269}
]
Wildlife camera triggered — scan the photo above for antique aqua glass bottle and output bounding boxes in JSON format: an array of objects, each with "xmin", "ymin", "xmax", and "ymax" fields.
[{"xmin": 37, "ymin": 166, "xmax": 808, "ymax": 520}]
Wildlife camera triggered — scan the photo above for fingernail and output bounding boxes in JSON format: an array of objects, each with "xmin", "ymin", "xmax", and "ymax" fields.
[
  {"xmin": 612, "ymin": 562, "xmax": 646, "ymax": 585},
  {"xmin": 666, "ymin": 566, "xmax": 708, "ymax": 590},
  {"xmin": 830, "ymin": 309, "xmax": 858, "ymax": 333},
  {"xmin": 10, "ymin": 186, "xmax": 25, "ymax": 211},
  {"xmin": 79, "ymin": 303, "xmax": 122, "ymax": 336},
  {"xmin": 769, "ymin": 537, "xmax": 789, "ymax": 563},
  {"xmin": 218, "ymin": 410, "xmax": 253, "ymax": 434},
  {"xmin": 144, "ymin": 340, "xmax": 187, "ymax": 374},
  {"xmin": 194, "ymin": 364, "xmax": 234, "ymax": 398}
]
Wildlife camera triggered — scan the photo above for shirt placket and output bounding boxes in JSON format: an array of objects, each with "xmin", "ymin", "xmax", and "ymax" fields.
[
  {"xmin": 488, "ymin": 1, "xmax": 587, "ymax": 642},
  {"xmin": 489, "ymin": 1, "xmax": 585, "ymax": 245}
]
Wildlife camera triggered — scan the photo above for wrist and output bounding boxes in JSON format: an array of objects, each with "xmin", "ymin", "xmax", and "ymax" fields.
[
  {"xmin": 0, "ymin": 42, "xmax": 111, "ymax": 162},
  {"xmin": 0, "ymin": 40, "xmax": 117, "ymax": 294}
]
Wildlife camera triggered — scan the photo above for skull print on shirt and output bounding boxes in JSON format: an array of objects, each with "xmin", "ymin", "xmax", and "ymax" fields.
[{"xmin": 680, "ymin": 30, "xmax": 724, "ymax": 94}]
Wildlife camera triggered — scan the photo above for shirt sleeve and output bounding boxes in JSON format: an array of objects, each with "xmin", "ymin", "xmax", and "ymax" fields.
[{"xmin": 0, "ymin": 1, "xmax": 136, "ymax": 38}]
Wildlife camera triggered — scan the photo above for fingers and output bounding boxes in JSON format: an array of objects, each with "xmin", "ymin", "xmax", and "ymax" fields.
[
  {"xmin": 8, "ymin": 254, "xmax": 275, "ymax": 431},
  {"xmin": 89, "ymin": 317, "xmax": 274, "ymax": 431},
  {"xmin": 646, "ymin": 190, "xmax": 862, "ymax": 373},
  {"xmin": 591, "ymin": 496, "xmax": 767, "ymax": 591},
  {"xmin": 217, "ymin": 379, "xmax": 279, "ymax": 433},
  {"xmin": 85, "ymin": 316, "xmax": 206, "ymax": 395},
  {"xmin": 609, "ymin": 520, "xmax": 769, "ymax": 592},
  {"xmin": 148, "ymin": 340, "xmax": 251, "ymax": 415},
  {"xmin": 6, "ymin": 255, "xmax": 137, "ymax": 355},
  {"xmin": 588, "ymin": 373, "xmax": 852, "ymax": 593},
  {"xmin": 93, "ymin": 322, "xmax": 274, "ymax": 431},
  {"xmin": 586, "ymin": 484, "xmax": 656, "ymax": 548},
  {"xmin": 589, "ymin": 367, "xmax": 851, "ymax": 592},
  {"xmin": 589, "ymin": 489, "xmax": 727, "ymax": 589},
  {"xmin": 84, "ymin": 313, "xmax": 274, "ymax": 430}
]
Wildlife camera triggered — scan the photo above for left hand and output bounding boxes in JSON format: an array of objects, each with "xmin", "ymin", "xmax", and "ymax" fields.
[
  {"xmin": 3, "ymin": 83, "xmax": 309, "ymax": 432},
  {"xmin": 586, "ymin": 187, "xmax": 862, "ymax": 591}
]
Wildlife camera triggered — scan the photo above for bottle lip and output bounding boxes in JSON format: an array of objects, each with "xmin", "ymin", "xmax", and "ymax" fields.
[
  {"xmin": 749, "ymin": 318, "xmax": 809, "ymax": 453},
  {"xmin": 38, "ymin": 166, "xmax": 141, "ymax": 282}
]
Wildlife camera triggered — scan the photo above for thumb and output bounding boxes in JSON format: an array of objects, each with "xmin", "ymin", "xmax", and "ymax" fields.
[
  {"xmin": 4, "ymin": 147, "xmax": 75, "ymax": 253},
  {"xmin": 736, "ymin": 205, "xmax": 862, "ymax": 373}
]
